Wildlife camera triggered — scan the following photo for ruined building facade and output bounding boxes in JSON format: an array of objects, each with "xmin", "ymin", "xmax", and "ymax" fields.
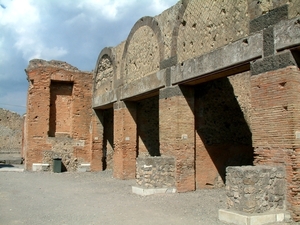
[{"xmin": 24, "ymin": 0, "xmax": 300, "ymax": 222}]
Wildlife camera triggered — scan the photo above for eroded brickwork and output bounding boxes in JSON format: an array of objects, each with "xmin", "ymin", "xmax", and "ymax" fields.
[
  {"xmin": 24, "ymin": 59, "xmax": 93, "ymax": 171},
  {"xmin": 251, "ymin": 66, "xmax": 300, "ymax": 221},
  {"xmin": 159, "ymin": 86, "xmax": 195, "ymax": 192},
  {"xmin": 113, "ymin": 102, "xmax": 137, "ymax": 179}
]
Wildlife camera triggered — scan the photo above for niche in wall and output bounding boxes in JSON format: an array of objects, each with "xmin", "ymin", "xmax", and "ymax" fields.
[{"xmin": 48, "ymin": 81, "xmax": 73, "ymax": 137}]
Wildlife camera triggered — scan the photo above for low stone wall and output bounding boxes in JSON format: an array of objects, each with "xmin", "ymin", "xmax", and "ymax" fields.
[
  {"xmin": 136, "ymin": 156, "xmax": 175, "ymax": 188},
  {"xmin": 226, "ymin": 166, "xmax": 286, "ymax": 213}
]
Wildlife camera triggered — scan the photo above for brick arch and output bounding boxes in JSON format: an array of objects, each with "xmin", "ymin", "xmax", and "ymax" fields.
[
  {"xmin": 121, "ymin": 16, "xmax": 164, "ymax": 83},
  {"xmin": 94, "ymin": 47, "xmax": 116, "ymax": 96},
  {"xmin": 170, "ymin": 0, "xmax": 189, "ymax": 57}
]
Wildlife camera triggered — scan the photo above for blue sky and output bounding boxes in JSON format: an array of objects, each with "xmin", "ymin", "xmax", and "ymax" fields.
[{"xmin": 0, "ymin": 0, "xmax": 178, "ymax": 115}]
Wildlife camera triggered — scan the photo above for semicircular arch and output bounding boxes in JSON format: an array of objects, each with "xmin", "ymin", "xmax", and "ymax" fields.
[{"xmin": 121, "ymin": 16, "xmax": 164, "ymax": 84}]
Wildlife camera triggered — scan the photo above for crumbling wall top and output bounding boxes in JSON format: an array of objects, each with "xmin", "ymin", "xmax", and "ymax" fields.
[{"xmin": 26, "ymin": 59, "xmax": 80, "ymax": 72}]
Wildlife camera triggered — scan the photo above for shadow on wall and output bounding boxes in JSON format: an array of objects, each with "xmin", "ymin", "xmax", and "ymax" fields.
[
  {"xmin": 136, "ymin": 95, "xmax": 160, "ymax": 157},
  {"xmin": 194, "ymin": 77, "xmax": 253, "ymax": 186}
]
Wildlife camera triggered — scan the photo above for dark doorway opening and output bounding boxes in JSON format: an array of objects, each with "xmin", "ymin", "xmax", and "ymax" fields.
[
  {"xmin": 136, "ymin": 95, "xmax": 160, "ymax": 157},
  {"xmin": 194, "ymin": 75, "xmax": 253, "ymax": 188},
  {"xmin": 102, "ymin": 108, "xmax": 114, "ymax": 170}
]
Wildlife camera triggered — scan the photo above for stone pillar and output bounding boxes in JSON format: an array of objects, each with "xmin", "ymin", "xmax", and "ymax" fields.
[
  {"xmin": 113, "ymin": 101, "xmax": 137, "ymax": 179},
  {"xmin": 159, "ymin": 85, "xmax": 195, "ymax": 192},
  {"xmin": 251, "ymin": 65, "xmax": 300, "ymax": 221},
  {"xmin": 90, "ymin": 110, "xmax": 104, "ymax": 171},
  {"xmin": 248, "ymin": 5, "xmax": 300, "ymax": 220}
]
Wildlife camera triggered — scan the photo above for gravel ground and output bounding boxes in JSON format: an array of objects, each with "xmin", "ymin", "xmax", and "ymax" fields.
[{"xmin": 0, "ymin": 168, "xmax": 228, "ymax": 225}]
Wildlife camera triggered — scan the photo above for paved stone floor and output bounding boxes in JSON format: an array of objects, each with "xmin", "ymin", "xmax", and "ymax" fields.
[{"xmin": 0, "ymin": 167, "xmax": 229, "ymax": 225}]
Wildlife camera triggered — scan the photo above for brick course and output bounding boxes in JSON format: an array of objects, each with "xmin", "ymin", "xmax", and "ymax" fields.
[{"xmin": 251, "ymin": 66, "xmax": 300, "ymax": 220}]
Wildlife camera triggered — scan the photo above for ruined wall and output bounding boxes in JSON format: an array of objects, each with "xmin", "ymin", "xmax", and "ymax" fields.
[
  {"xmin": 251, "ymin": 66, "xmax": 300, "ymax": 221},
  {"xmin": 0, "ymin": 108, "xmax": 23, "ymax": 155},
  {"xmin": 88, "ymin": 1, "xmax": 300, "ymax": 221},
  {"xmin": 24, "ymin": 59, "xmax": 93, "ymax": 171}
]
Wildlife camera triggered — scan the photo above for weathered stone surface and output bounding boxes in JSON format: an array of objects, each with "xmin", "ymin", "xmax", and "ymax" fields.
[
  {"xmin": 226, "ymin": 166, "xmax": 286, "ymax": 213},
  {"xmin": 177, "ymin": 0, "xmax": 249, "ymax": 63},
  {"xmin": 136, "ymin": 156, "xmax": 175, "ymax": 188}
]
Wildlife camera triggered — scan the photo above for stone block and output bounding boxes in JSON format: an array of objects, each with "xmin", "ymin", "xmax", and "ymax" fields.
[
  {"xmin": 219, "ymin": 209, "xmax": 290, "ymax": 225},
  {"xmin": 132, "ymin": 186, "xmax": 176, "ymax": 196},
  {"xmin": 32, "ymin": 163, "xmax": 50, "ymax": 172},
  {"xmin": 77, "ymin": 163, "xmax": 91, "ymax": 172}
]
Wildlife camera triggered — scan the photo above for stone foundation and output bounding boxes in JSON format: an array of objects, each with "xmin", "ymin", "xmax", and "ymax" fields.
[
  {"xmin": 135, "ymin": 156, "xmax": 175, "ymax": 189},
  {"xmin": 226, "ymin": 166, "xmax": 286, "ymax": 213},
  {"xmin": 219, "ymin": 165, "xmax": 291, "ymax": 225}
]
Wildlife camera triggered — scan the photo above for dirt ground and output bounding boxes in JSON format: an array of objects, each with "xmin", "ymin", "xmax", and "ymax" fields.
[{"xmin": 0, "ymin": 167, "xmax": 228, "ymax": 225}]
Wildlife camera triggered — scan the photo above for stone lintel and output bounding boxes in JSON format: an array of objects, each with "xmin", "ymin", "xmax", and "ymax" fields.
[
  {"xmin": 171, "ymin": 33, "xmax": 263, "ymax": 85},
  {"xmin": 251, "ymin": 50, "xmax": 297, "ymax": 75},
  {"xmin": 275, "ymin": 17, "xmax": 300, "ymax": 51},
  {"xmin": 93, "ymin": 89, "xmax": 117, "ymax": 109},
  {"xmin": 120, "ymin": 70, "xmax": 166, "ymax": 100}
]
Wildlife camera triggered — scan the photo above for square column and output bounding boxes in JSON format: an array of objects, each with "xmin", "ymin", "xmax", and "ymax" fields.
[
  {"xmin": 251, "ymin": 65, "xmax": 300, "ymax": 221},
  {"xmin": 90, "ymin": 110, "xmax": 104, "ymax": 171},
  {"xmin": 159, "ymin": 85, "xmax": 195, "ymax": 192},
  {"xmin": 113, "ymin": 101, "xmax": 137, "ymax": 179}
]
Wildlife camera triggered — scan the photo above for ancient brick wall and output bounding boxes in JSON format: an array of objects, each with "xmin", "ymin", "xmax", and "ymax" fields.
[
  {"xmin": 251, "ymin": 66, "xmax": 300, "ymax": 221},
  {"xmin": 24, "ymin": 59, "xmax": 93, "ymax": 171},
  {"xmin": 113, "ymin": 102, "xmax": 137, "ymax": 179},
  {"xmin": 20, "ymin": 0, "xmax": 298, "ymax": 222},
  {"xmin": 0, "ymin": 108, "xmax": 23, "ymax": 155},
  {"xmin": 159, "ymin": 86, "xmax": 195, "ymax": 192}
]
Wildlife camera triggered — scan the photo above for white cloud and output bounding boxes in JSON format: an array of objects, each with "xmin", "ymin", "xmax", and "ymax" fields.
[
  {"xmin": 0, "ymin": 0, "xmax": 67, "ymax": 61},
  {"xmin": 0, "ymin": 0, "xmax": 178, "ymax": 115},
  {"xmin": 76, "ymin": 0, "xmax": 136, "ymax": 21}
]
